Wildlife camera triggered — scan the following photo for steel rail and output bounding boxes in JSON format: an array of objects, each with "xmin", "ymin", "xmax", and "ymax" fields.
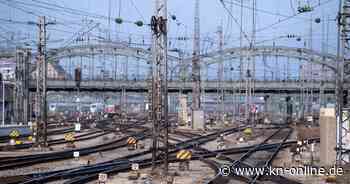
[{"xmin": 205, "ymin": 127, "xmax": 293, "ymax": 184}]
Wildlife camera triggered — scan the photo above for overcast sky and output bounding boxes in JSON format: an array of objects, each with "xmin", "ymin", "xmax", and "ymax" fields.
[{"xmin": 0, "ymin": 0, "xmax": 340, "ymax": 55}]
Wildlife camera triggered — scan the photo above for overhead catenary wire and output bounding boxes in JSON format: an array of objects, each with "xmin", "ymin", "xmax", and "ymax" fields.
[
  {"xmin": 219, "ymin": 0, "xmax": 251, "ymax": 43},
  {"xmin": 222, "ymin": 0, "xmax": 308, "ymax": 20},
  {"xmin": 130, "ymin": 0, "xmax": 146, "ymax": 22},
  {"xmin": 0, "ymin": 0, "xmax": 84, "ymax": 30},
  {"xmin": 255, "ymin": 0, "xmax": 335, "ymax": 33}
]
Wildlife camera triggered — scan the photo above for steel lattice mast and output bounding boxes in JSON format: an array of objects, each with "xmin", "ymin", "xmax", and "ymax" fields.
[
  {"xmin": 35, "ymin": 16, "xmax": 48, "ymax": 147},
  {"xmin": 150, "ymin": 0, "xmax": 169, "ymax": 178},
  {"xmin": 336, "ymin": 0, "xmax": 350, "ymax": 165},
  {"xmin": 192, "ymin": 0, "xmax": 201, "ymax": 112},
  {"xmin": 217, "ymin": 25, "xmax": 224, "ymax": 121},
  {"xmin": 14, "ymin": 49, "xmax": 30, "ymax": 125}
]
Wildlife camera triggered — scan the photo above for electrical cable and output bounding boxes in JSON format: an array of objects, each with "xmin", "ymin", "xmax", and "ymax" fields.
[
  {"xmin": 255, "ymin": 0, "xmax": 335, "ymax": 33},
  {"xmin": 219, "ymin": 0, "xmax": 251, "ymax": 43},
  {"xmin": 130, "ymin": 0, "xmax": 146, "ymax": 22}
]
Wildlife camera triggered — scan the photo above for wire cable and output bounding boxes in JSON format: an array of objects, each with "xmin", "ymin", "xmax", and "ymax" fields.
[
  {"xmin": 219, "ymin": 0, "xmax": 250, "ymax": 43},
  {"xmin": 255, "ymin": 0, "xmax": 335, "ymax": 33}
]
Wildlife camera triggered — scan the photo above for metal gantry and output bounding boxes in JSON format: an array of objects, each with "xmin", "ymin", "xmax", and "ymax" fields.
[
  {"xmin": 35, "ymin": 16, "xmax": 48, "ymax": 147},
  {"xmin": 192, "ymin": 0, "xmax": 201, "ymax": 112},
  {"xmin": 14, "ymin": 49, "xmax": 30, "ymax": 125},
  {"xmin": 217, "ymin": 25, "xmax": 225, "ymax": 121},
  {"xmin": 150, "ymin": 0, "xmax": 169, "ymax": 180},
  {"xmin": 336, "ymin": 0, "xmax": 350, "ymax": 165}
]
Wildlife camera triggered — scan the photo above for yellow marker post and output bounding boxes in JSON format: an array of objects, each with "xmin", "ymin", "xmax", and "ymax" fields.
[
  {"xmin": 9, "ymin": 129, "xmax": 20, "ymax": 146},
  {"xmin": 9, "ymin": 129, "xmax": 20, "ymax": 138},
  {"xmin": 176, "ymin": 150, "xmax": 192, "ymax": 160},
  {"xmin": 127, "ymin": 137, "xmax": 138, "ymax": 150},
  {"xmin": 64, "ymin": 132, "xmax": 75, "ymax": 142},
  {"xmin": 176, "ymin": 150, "xmax": 192, "ymax": 171}
]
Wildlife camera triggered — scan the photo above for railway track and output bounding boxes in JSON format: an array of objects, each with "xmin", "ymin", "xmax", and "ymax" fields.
[
  {"xmin": 0, "ymin": 129, "xmax": 109, "ymax": 150},
  {"xmin": 0, "ymin": 126, "xmax": 148, "ymax": 170},
  {"xmin": 58, "ymin": 136, "xmax": 312, "ymax": 184},
  {"xmin": 0, "ymin": 126, "xmax": 75, "ymax": 144},
  {"xmin": 205, "ymin": 127, "xmax": 295, "ymax": 184},
  {"xmin": 0, "ymin": 124, "xmax": 319, "ymax": 184},
  {"xmin": 172, "ymin": 126, "xmax": 301, "ymax": 184},
  {"xmin": 0, "ymin": 126, "xmax": 244, "ymax": 184},
  {"xmin": 1, "ymin": 137, "xmax": 318, "ymax": 184},
  {"xmin": 20, "ymin": 125, "xmax": 308, "ymax": 184}
]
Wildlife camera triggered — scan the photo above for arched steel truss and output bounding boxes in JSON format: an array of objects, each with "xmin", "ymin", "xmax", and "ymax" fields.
[{"xmin": 0, "ymin": 44, "xmax": 339, "ymax": 74}]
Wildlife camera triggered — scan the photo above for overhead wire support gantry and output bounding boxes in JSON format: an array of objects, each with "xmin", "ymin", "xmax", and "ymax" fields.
[
  {"xmin": 192, "ymin": 0, "xmax": 201, "ymax": 114},
  {"xmin": 336, "ymin": 0, "xmax": 350, "ymax": 165},
  {"xmin": 150, "ymin": 0, "xmax": 170, "ymax": 182},
  {"xmin": 34, "ymin": 16, "xmax": 55, "ymax": 148}
]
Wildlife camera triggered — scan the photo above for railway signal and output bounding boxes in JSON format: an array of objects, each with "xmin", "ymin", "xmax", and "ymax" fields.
[
  {"xmin": 129, "ymin": 163, "xmax": 140, "ymax": 180},
  {"xmin": 64, "ymin": 132, "xmax": 75, "ymax": 148},
  {"xmin": 131, "ymin": 163, "xmax": 139, "ymax": 171},
  {"xmin": 64, "ymin": 132, "xmax": 75, "ymax": 142},
  {"xmin": 74, "ymin": 123, "xmax": 81, "ymax": 132},
  {"xmin": 176, "ymin": 149, "xmax": 192, "ymax": 160},
  {"xmin": 127, "ymin": 137, "xmax": 138, "ymax": 150},
  {"xmin": 176, "ymin": 150, "xmax": 192, "ymax": 171},
  {"xmin": 98, "ymin": 173, "xmax": 108, "ymax": 184},
  {"xmin": 8, "ymin": 129, "xmax": 20, "ymax": 146},
  {"xmin": 9, "ymin": 129, "xmax": 20, "ymax": 138},
  {"xmin": 73, "ymin": 151, "xmax": 80, "ymax": 161},
  {"xmin": 127, "ymin": 137, "xmax": 137, "ymax": 145}
]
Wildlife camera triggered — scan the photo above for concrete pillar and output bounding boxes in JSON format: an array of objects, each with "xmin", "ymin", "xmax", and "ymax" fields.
[
  {"xmin": 178, "ymin": 95, "xmax": 188, "ymax": 126},
  {"xmin": 193, "ymin": 110, "xmax": 204, "ymax": 130},
  {"xmin": 319, "ymin": 108, "xmax": 336, "ymax": 166}
]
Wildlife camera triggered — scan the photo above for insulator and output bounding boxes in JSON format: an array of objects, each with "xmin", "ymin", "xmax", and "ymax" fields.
[
  {"xmin": 135, "ymin": 20, "xmax": 144, "ymax": 27},
  {"xmin": 315, "ymin": 18, "xmax": 321, "ymax": 23},
  {"xmin": 115, "ymin": 17, "xmax": 123, "ymax": 24}
]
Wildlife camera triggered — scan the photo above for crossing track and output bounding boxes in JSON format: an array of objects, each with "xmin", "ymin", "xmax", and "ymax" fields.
[
  {"xmin": 0, "ymin": 124, "xmax": 319, "ymax": 184},
  {"xmin": 52, "ymin": 136, "xmax": 315, "ymax": 184},
  {"xmin": 8, "ymin": 126, "xmax": 319, "ymax": 184},
  {"xmin": 172, "ymin": 126, "xmax": 301, "ymax": 184},
  {"xmin": 205, "ymin": 127, "xmax": 297, "ymax": 184},
  {"xmin": 0, "ymin": 129, "xmax": 110, "ymax": 150},
  {"xmin": 0, "ymin": 125, "xmax": 245, "ymax": 184},
  {"xmin": 0, "ymin": 122, "xmax": 149, "ymax": 170},
  {"xmin": 0, "ymin": 126, "xmax": 75, "ymax": 143}
]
